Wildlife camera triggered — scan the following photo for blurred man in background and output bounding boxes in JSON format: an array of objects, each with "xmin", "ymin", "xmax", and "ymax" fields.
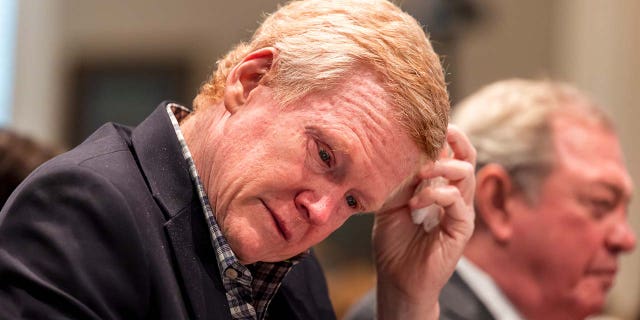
[
  {"xmin": 0, "ymin": 1, "xmax": 476, "ymax": 319},
  {"xmin": 345, "ymin": 79, "xmax": 636, "ymax": 320},
  {"xmin": 0, "ymin": 128, "xmax": 58, "ymax": 207}
]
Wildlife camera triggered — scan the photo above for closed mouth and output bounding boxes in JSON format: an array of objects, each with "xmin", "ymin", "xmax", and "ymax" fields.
[
  {"xmin": 260, "ymin": 199, "xmax": 291, "ymax": 241},
  {"xmin": 586, "ymin": 267, "xmax": 618, "ymax": 289},
  {"xmin": 587, "ymin": 262, "xmax": 617, "ymax": 276},
  {"xmin": 587, "ymin": 268, "xmax": 617, "ymax": 277}
]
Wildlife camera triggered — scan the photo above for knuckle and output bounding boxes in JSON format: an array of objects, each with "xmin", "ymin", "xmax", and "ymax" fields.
[
  {"xmin": 444, "ymin": 185, "xmax": 461, "ymax": 197},
  {"xmin": 469, "ymin": 147, "xmax": 477, "ymax": 160},
  {"xmin": 461, "ymin": 161, "xmax": 474, "ymax": 174}
]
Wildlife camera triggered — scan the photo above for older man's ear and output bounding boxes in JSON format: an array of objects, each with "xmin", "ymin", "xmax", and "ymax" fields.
[
  {"xmin": 474, "ymin": 164, "xmax": 519, "ymax": 243},
  {"xmin": 224, "ymin": 47, "xmax": 277, "ymax": 113}
]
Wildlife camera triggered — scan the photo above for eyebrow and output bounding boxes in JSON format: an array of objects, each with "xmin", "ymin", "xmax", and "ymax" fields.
[
  {"xmin": 591, "ymin": 182, "xmax": 632, "ymax": 204},
  {"xmin": 305, "ymin": 126, "xmax": 347, "ymax": 153}
]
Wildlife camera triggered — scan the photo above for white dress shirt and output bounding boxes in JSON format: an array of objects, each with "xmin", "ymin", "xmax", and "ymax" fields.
[{"xmin": 456, "ymin": 257, "xmax": 525, "ymax": 320}]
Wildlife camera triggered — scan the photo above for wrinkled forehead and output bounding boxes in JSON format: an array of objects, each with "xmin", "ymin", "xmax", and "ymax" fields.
[
  {"xmin": 552, "ymin": 116, "xmax": 623, "ymax": 164},
  {"xmin": 291, "ymin": 68, "xmax": 404, "ymax": 147},
  {"xmin": 551, "ymin": 116, "xmax": 633, "ymax": 192}
]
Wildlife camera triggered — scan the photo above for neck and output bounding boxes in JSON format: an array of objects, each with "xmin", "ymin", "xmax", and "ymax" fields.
[
  {"xmin": 464, "ymin": 235, "xmax": 551, "ymax": 320},
  {"xmin": 180, "ymin": 102, "xmax": 229, "ymax": 191},
  {"xmin": 465, "ymin": 236, "xmax": 592, "ymax": 320}
]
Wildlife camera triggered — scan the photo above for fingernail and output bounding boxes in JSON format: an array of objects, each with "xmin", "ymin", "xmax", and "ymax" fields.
[
  {"xmin": 409, "ymin": 196, "xmax": 418, "ymax": 207},
  {"xmin": 421, "ymin": 161, "xmax": 436, "ymax": 176}
]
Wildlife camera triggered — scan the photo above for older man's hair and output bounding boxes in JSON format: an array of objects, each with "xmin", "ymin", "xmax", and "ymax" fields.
[
  {"xmin": 193, "ymin": 0, "xmax": 449, "ymax": 159},
  {"xmin": 0, "ymin": 129, "xmax": 59, "ymax": 206},
  {"xmin": 452, "ymin": 79, "xmax": 614, "ymax": 201}
]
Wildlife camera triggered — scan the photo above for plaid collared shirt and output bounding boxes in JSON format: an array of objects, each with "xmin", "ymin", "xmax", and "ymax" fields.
[{"xmin": 166, "ymin": 103, "xmax": 300, "ymax": 320}]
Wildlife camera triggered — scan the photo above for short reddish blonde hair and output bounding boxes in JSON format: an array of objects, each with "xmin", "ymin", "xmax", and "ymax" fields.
[{"xmin": 193, "ymin": 0, "xmax": 449, "ymax": 159}]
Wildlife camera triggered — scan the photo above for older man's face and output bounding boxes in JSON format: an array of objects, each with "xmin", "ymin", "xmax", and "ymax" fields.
[
  {"xmin": 508, "ymin": 115, "xmax": 635, "ymax": 319},
  {"xmin": 206, "ymin": 69, "xmax": 423, "ymax": 264}
]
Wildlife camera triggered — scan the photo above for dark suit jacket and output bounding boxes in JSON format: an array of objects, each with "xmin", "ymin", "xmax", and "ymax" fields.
[
  {"xmin": 439, "ymin": 272, "xmax": 494, "ymax": 320},
  {"xmin": 0, "ymin": 102, "xmax": 336, "ymax": 320},
  {"xmin": 343, "ymin": 271, "xmax": 494, "ymax": 320}
]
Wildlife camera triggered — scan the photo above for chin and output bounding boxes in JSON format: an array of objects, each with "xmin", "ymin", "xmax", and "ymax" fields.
[
  {"xmin": 573, "ymin": 299, "xmax": 606, "ymax": 319},
  {"xmin": 230, "ymin": 241, "xmax": 293, "ymax": 264},
  {"xmin": 259, "ymin": 249, "xmax": 307, "ymax": 263},
  {"xmin": 229, "ymin": 249, "xmax": 253, "ymax": 265},
  {"xmin": 226, "ymin": 234, "xmax": 263, "ymax": 265}
]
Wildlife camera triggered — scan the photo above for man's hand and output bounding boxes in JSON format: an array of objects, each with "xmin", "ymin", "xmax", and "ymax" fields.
[{"xmin": 373, "ymin": 125, "xmax": 476, "ymax": 320}]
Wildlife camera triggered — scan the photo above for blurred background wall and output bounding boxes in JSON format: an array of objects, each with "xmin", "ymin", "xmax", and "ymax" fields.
[{"xmin": 3, "ymin": 0, "xmax": 639, "ymax": 318}]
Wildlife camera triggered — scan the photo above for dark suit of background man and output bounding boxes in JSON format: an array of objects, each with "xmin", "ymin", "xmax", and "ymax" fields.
[
  {"xmin": 0, "ymin": 0, "xmax": 478, "ymax": 319},
  {"xmin": 344, "ymin": 79, "xmax": 636, "ymax": 320}
]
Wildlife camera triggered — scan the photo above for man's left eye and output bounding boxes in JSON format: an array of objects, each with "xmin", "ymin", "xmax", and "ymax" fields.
[
  {"xmin": 319, "ymin": 148, "xmax": 332, "ymax": 166},
  {"xmin": 346, "ymin": 195, "xmax": 358, "ymax": 208},
  {"xmin": 588, "ymin": 199, "xmax": 616, "ymax": 219}
]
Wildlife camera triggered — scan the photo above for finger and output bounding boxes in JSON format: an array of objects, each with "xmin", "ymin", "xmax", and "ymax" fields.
[
  {"xmin": 419, "ymin": 159, "xmax": 474, "ymax": 182},
  {"xmin": 441, "ymin": 196, "xmax": 473, "ymax": 229},
  {"xmin": 419, "ymin": 160, "xmax": 475, "ymax": 203},
  {"xmin": 410, "ymin": 184, "xmax": 460, "ymax": 210},
  {"xmin": 411, "ymin": 185, "xmax": 472, "ymax": 227},
  {"xmin": 447, "ymin": 125, "xmax": 476, "ymax": 165},
  {"xmin": 433, "ymin": 187, "xmax": 472, "ymax": 225},
  {"xmin": 438, "ymin": 141, "xmax": 452, "ymax": 159}
]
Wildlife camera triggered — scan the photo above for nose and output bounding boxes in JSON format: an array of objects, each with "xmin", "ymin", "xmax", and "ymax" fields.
[
  {"xmin": 605, "ymin": 220, "xmax": 636, "ymax": 254},
  {"xmin": 294, "ymin": 188, "xmax": 343, "ymax": 226}
]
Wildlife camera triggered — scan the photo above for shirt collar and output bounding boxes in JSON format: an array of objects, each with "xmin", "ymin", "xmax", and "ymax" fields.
[
  {"xmin": 456, "ymin": 257, "xmax": 525, "ymax": 320},
  {"xmin": 165, "ymin": 103, "xmax": 301, "ymax": 319}
]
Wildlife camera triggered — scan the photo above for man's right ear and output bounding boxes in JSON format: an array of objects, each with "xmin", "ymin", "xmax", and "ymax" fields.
[
  {"xmin": 474, "ymin": 163, "xmax": 517, "ymax": 242},
  {"xmin": 223, "ymin": 47, "xmax": 277, "ymax": 114}
]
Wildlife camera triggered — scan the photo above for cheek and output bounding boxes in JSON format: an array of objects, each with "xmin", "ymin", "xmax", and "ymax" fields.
[
  {"xmin": 302, "ymin": 215, "xmax": 350, "ymax": 246},
  {"xmin": 220, "ymin": 133, "xmax": 305, "ymax": 182},
  {"xmin": 552, "ymin": 211, "xmax": 603, "ymax": 261},
  {"xmin": 513, "ymin": 210, "xmax": 599, "ymax": 284}
]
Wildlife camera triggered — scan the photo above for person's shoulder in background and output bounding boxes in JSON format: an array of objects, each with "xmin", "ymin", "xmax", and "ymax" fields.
[{"xmin": 0, "ymin": 128, "xmax": 60, "ymax": 207}]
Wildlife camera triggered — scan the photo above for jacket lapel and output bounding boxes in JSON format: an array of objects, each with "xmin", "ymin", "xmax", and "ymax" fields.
[
  {"xmin": 131, "ymin": 102, "xmax": 231, "ymax": 320},
  {"xmin": 440, "ymin": 271, "xmax": 495, "ymax": 320},
  {"xmin": 165, "ymin": 203, "xmax": 232, "ymax": 320}
]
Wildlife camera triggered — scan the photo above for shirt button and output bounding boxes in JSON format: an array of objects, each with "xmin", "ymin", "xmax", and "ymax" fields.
[{"xmin": 225, "ymin": 268, "xmax": 239, "ymax": 279}]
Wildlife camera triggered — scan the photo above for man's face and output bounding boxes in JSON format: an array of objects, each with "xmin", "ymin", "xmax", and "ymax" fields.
[
  {"xmin": 509, "ymin": 115, "xmax": 635, "ymax": 318},
  {"xmin": 205, "ymin": 70, "xmax": 422, "ymax": 264}
]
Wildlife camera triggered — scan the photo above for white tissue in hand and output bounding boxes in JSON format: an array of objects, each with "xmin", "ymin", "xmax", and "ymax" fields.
[
  {"xmin": 411, "ymin": 205, "xmax": 441, "ymax": 232},
  {"xmin": 411, "ymin": 176, "xmax": 447, "ymax": 232}
]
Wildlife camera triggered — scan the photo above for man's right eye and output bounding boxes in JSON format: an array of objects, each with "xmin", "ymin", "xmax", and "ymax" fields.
[
  {"xmin": 319, "ymin": 148, "xmax": 332, "ymax": 167},
  {"xmin": 579, "ymin": 195, "xmax": 616, "ymax": 220},
  {"xmin": 588, "ymin": 199, "xmax": 616, "ymax": 219}
]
